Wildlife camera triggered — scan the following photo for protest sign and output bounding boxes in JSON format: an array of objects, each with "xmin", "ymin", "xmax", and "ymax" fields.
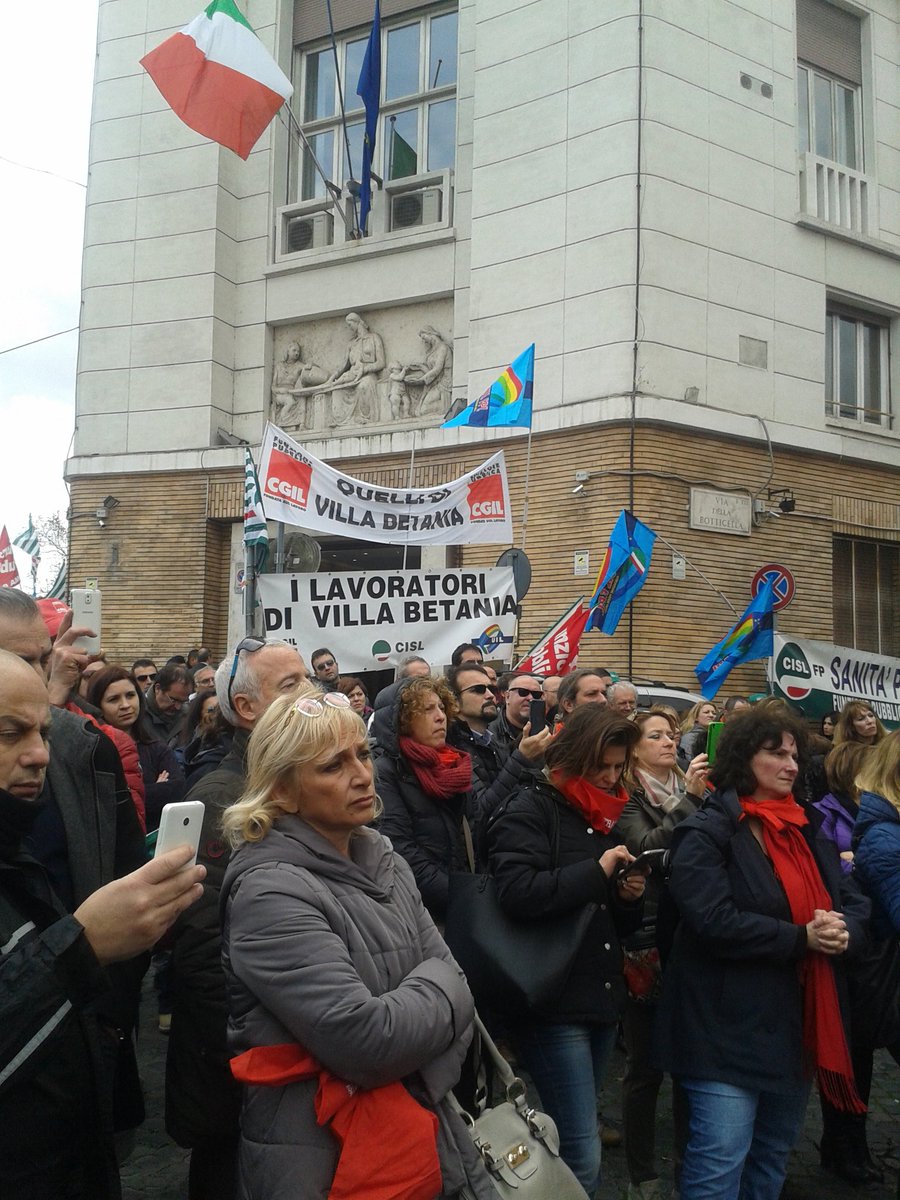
[
  {"xmin": 770, "ymin": 633, "xmax": 900, "ymax": 729},
  {"xmin": 259, "ymin": 567, "xmax": 518, "ymax": 670},
  {"xmin": 259, "ymin": 423, "xmax": 512, "ymax": 545}
]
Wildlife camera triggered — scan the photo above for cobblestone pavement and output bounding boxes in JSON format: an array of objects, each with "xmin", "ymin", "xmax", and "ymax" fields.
[{"xmin": 122, "ymin": 997, "xmax": 898, "ymax": 1199}]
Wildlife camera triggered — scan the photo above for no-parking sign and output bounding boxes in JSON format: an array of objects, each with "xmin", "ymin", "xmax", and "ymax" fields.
[{"xmin": 752, "ymin": 563, "xmax": 794, "ymax": 611}]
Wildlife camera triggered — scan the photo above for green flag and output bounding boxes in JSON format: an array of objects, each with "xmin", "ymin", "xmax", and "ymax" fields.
[{"xmin": 390, "ymin": 121, "xmax": 417, "ymax": 178}]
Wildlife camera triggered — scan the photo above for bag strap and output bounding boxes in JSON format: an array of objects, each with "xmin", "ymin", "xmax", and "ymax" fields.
[{"xmin": 461, "ymin": 816, "xmax": 476, "ymax": 874}]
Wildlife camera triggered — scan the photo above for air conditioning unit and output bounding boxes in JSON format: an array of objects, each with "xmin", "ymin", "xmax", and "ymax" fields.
[
  {"xmin": 390, "ymin": 187, "xmax": 442, "ymax": 231},
  {"xmin": 283, "ymin": 210, "xmax": 333, "ymax": 254}
]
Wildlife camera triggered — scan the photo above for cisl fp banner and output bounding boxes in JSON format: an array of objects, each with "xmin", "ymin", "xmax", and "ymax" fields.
[
  {"xmin": 770, "ymin": 633, "xmax": 900, "ymax": 729},
  {"xmin": 258, "ymin": 423, "xmax": 512, "ymax": 545},
  {"xmin": 258, "ymin": 567, "xmax": 518, "ymax": 670}
]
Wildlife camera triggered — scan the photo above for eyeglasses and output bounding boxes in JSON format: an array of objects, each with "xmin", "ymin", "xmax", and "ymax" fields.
[
  {"xmin": 292, "ymin": 693, "xmax": 351, "ymax": 717},
  {"xmin": 227, "ymin": 637, "xmax": 266, "ymax": 706},
  {"xmin": 509, "ymin": 686, "xmax": 543, "ymax": 700},
  {"xmin": 459, "ymin": 683, "xmax": 496, "ymax": 697},
  {"xmin": 135, "ymin": 672, "xmax": 158, "ymax": 684},
  {"xmin": 314, "ymin": 658, "xmax": 337, "ymax": 671}
]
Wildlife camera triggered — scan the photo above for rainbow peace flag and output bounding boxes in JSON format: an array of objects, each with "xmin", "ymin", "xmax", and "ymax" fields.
[
  {"xmin": 695, "ymin": 578, "xmax": 776, "ymax": 699},
  {"xmin": 442, "ymin": 344, "xmax": 534, "ymax": 429}
]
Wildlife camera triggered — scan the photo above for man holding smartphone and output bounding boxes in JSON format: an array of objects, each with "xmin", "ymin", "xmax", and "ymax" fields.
[{"xmin": 488, "ymin": 670, "xmax": 545, "ymax": 763}]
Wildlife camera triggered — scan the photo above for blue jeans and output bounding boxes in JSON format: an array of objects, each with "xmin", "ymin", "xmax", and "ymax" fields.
[
  {"xmin": 679, "ymin": 1078, "xmax": 811, "ymax": 1200},
  {"xmin": 516, "ymin": 1022, "xmax": 618, "ymax": 1196}
]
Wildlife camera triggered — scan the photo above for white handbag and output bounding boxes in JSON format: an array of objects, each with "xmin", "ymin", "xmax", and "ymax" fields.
[{"xmin": 452, "ymin": 1016, "xmax": 590, "ymax": 1199}]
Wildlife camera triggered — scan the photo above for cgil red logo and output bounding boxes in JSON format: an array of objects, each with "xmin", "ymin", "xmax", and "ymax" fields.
[
  {"xmin": 265, "ymin": 447, "xmax": 312, "ymax": 511},
  {"xmin": 467, "ymin": 473, "xmax": 505, "ymax": 521}
]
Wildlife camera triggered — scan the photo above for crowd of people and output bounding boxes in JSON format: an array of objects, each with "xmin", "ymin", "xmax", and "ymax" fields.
[{"xmin": 0, "ymin": 585, "xmax": 897, "ymax": 1200}]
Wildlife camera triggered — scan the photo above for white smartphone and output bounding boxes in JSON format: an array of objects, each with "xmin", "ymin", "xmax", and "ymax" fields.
[
  {"xmin": 70, "ymin": 587, "xmax": 102, "ymax": 652},
  {"xmin": 153, "ymin": 800, "xmax": 206, "ymax": 867}
]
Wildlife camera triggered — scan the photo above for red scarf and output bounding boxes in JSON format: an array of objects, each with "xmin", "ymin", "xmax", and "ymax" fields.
[
  {"xmin": 740, "ymin": 795, "xmax": 865, "ymax": 1113},
  {"xmin": 231, "ymin": 1043, "xmax": 441, "ymax": 1200},
  {"xmin": 399, "ymin": 737, "xmax": 472, "ymax": 800},
  {"xmin": 552, "ymin": 772, "xmax": 629, "ymax": 834}
]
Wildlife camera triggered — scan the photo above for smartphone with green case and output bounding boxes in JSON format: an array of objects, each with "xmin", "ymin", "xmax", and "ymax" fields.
[{"xmin": 706, "ymin": 721, "xmax": 725, "ymax": 764}]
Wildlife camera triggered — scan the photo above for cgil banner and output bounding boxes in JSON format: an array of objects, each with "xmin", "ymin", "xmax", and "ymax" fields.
[
  {"xmin": 258, "ymin": 567, "xmax": 518, "ymax": 670},
  {"xmin": 258, "ymin": 423, "xmax": 513, "ymax": 545},
  {"xmin": 770, "ymin": 633, "xmax": 900, "ymax": 729}
]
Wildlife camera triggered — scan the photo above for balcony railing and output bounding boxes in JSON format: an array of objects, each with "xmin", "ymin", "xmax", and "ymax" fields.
[{"xmin": 798, "ymin": 152, "xmax": 875, "ymax": 237}]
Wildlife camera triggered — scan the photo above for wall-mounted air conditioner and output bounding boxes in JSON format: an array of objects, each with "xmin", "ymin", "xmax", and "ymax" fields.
[
  {"xmin": 389, "ymin": 187, "xmax": 443, "ymax": 231},
  {"xmin": 283, "ymin": 210, "xmax": 334, "ymax": 254}
]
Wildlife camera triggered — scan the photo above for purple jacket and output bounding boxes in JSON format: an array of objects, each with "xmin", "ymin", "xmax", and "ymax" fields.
[{"xmin": 812, "ymin": 791, "xmax": 858, "ymax": 874}]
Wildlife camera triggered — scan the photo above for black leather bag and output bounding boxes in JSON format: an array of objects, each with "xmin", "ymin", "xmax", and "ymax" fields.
[{"xmin": 444, "ymin": 872, "xmax": 596, "ymax": 1016}]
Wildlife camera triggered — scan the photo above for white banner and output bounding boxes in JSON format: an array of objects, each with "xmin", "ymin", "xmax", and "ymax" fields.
[
  {"xmin": 770, "ymin": 633, "xmax": 900, "ymax": 728},
  {"xmin": 258, "ymin": 568, "xmax": 518, "ymax": 670},
  {"xmin": 258, "ymin": 423, "xmax": 513, "ymax": 545}
]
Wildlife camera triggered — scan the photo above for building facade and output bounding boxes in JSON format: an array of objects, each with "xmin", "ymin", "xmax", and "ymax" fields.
[{"xmin": 68, "ymin": 0, "xmax": 900, "ymax": 689}]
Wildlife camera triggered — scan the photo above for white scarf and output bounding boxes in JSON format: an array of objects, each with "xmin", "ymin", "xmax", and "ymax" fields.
[{"xmin": 634, "ymin": 767, "xmax": 684, "ymax": 814}]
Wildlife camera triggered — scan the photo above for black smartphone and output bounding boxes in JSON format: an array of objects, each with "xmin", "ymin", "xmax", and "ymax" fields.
[
  {"xmin": 528, "ymin": 698, "xmax": 547, "ymax": 734},
  {"xmin": 616, "ymin": 848, "xmax": 671, "ymax": 881}
]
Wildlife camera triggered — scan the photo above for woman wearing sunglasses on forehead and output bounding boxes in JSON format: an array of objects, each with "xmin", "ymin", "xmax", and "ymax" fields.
[
  {"xmin": 220, "ymin": 684, "xmax": 497, "ymax": 1200},
  {"xmin": 485, "ymin": 707, "xmax": 646, "ymax": 1196}
]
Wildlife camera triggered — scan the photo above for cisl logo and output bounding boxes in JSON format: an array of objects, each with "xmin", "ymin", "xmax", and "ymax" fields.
[
  {"xmin": 265, "ymin": 447, "xmax": 311, "ymax": 511},
  {"xmin": 776, "ymin": 642, "xmax": 813, "ymax": 700},
  {"xmin": 466, "ymin": 472, "xmax": 505, "ymax": 522}
]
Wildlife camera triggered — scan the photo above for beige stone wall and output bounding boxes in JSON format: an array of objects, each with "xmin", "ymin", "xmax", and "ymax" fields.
[{"xmin": 69, "ymin": 419, "xmax": 899, "ymax": 687}]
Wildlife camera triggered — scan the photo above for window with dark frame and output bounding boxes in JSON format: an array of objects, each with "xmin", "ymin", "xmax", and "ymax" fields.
[
  {"xmin": 833, "ymin": 537, "xmax": 900, "ymax": 656},
  {"xmin": 824, "ymin": 303, "xmax": 891, "ymax": 428}
]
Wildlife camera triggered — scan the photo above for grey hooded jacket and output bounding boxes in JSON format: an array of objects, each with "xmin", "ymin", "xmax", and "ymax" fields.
[{"xmin": 221, "ymin": 818, "xmax": 498, "ymax": 1200}]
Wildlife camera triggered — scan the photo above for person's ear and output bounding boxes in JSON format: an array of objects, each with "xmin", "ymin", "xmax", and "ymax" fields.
[{"xmin": 232, "ymin": 693, "xmax": 257, "ymax": 724}]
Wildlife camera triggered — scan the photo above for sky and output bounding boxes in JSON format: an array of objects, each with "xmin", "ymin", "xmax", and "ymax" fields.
[{"xmin": 0, "ymin": 1, "xmax": 100, "ymax": 586}]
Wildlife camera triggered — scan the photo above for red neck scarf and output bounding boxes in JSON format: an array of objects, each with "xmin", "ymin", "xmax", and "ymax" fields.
[
  {"xmin": 399, "ymin": 736, "xmax": 472, "ymax": 800},
  {"xmin": 740, "ymin": 794, "xmax": 865, "ymax": 1113},
  {"xmin": 552, "ymin": 772, "xmax": 629, "ymax": 834}
]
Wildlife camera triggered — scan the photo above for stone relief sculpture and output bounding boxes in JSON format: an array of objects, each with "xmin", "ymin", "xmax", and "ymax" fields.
[
  {"xmin": 270, "ymin": 341, "xmax": 328, "ymax": 429},
  {"xmin": 270, "ymin": 313, "xmax": 453, "ymax": 431}
]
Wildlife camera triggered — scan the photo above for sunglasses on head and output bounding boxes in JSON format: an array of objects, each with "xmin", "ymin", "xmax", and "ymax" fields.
[
  {"xmin": 135, "ymin": 672, "xmax": 158, "ymax": 683},
  {"xmin": 227, "ymin": 637, "xmax": 266, "ymax": 706},
  {"xmin": 510, "ymin": 686, "xmax": 543, "ymax": 700},
  {"xmin": 292, "ymin": 693, "xmax": 351, "ymax": 718},
  {"xmin": 460, "ymin": 683, "xmax": 497, "ymax": 697}
]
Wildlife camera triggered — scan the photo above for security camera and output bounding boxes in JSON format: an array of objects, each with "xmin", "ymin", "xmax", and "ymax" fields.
[
  {"xmin": 97, "ymin": 518, "xmax": 106, "ymax": 528},
  {"xmin": 571, "ymin": 483, "xmax": 585, "ymax": 496}
]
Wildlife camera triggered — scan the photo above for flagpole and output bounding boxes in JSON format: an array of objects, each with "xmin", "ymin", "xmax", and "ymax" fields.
[
  {"xmin": 520, "ymin": 424, "xmax": 533, "ymax": 550},
  {"xmin": 402, "ymin": 429, "xmax": 416, "ymax": 571},
  {"xmin": 244, "ymin": 540, "xmax": 256, "ymax": 637}
]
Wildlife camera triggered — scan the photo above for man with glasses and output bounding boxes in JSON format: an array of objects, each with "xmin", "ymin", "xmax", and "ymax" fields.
[
  {"xmin": 166, "ymin": 637, "xmax": 309, "ymax": 1199},
  {"xmin": 311, "ymin": 647, "xmax": 340, "ymax": 691},
  {"xmin": 488, "ymin": 670, "xmax": 545, "ymax": 763},
  {"xmin": 144, "ymin": 663, "xmax": 192, "ymax": 744},
  {"xmin": 131, "ymin": 659, "xmax": 159, "ymax": 692}
]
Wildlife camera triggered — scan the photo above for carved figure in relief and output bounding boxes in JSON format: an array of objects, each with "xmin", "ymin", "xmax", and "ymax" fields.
[
  {"xmin": 387, "ymin": 363, "xmax": 414, "ymax": 420},
  {"xmin": 411, "ymin": 326, "xmax": 453, "ymax": 417},
  {"xmin": 323, "ymin": 312, "xmax": 386, "ymax": 426},
  {"xmin": 270, "ymin": 341, "xmax": 328, "ymax": 428}
]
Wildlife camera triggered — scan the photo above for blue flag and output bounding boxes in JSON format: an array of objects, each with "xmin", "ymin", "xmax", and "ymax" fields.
[
  {"xmin": 695, "ymin": 578, "xmax": 777, "ymax": 700},
  {"xmin": 442, "ymin": 344, "xmax": 534, "ymax": 429},
  {"xmin": 356, "ymin": 0, "xmax": 381, "ymax": 234},
  {"xmin": 585, "ymin": 510, "xmax": 656, "ymax": 634}
]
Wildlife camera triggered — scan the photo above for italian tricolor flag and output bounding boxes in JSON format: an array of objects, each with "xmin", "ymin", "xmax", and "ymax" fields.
[{"xmin": 141, "ymin": 0, "xmax": 293, "ymax": 160}]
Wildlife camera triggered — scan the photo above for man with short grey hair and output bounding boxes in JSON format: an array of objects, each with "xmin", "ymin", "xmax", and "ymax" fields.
[
  {"xmin": 396, "ymin": 653, "xmax": 431, "ymax": 680},
  {"xmin": 167, "ymin": 637, "xmax": 308, "ymax": 1196},
  {"xmin": 607, "ymin": 679, "xmax": 638, "ymax": 716}
]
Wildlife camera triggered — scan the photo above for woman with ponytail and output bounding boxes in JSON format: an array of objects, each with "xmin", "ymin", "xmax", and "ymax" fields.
[
  {"xmin": 485, "ymin": 707, "xmax": 646, "ymax": 1196},
  {"xmin": 656, "ymin": 702, "xmax": 870, "ymax": 1200}
]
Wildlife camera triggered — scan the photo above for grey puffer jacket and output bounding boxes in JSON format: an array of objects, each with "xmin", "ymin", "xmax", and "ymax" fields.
[{"xmin": 221, "ymin": 818, "xmax": 498, "ymax": 1200}]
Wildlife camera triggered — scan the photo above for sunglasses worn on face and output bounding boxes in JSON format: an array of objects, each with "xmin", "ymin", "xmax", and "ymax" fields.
[
  {"xmin": 510, "ymin": 686, "xmax": 543, "ymax": 700},
  {"xmin": 135, "ymin": 672, "xmax": 158, "ymax": 684},
  {"xmin": 292, "ymin": 693, "xmax": 351, "ymax": 717},
  {"xmin": 460, "ymin": 683, "xmax": 496, "ymax": 697},
  {"xmin": 227, "ymin": 637, "xmax": 266, "ymax": 706}
]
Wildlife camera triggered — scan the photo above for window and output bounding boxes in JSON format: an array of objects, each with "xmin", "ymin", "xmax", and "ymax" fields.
[
  {"xmin": 833, "ymin": 537, "xmax": 900, "ymax": 656},
  {"xmin": 293, "ymin": 8, "xmax": 457, "ymax": 204},
  {"xmin": 796, "ymin": 0, "xmax": 863, "ymax": 170},
  {"xmin": 824, "ymin": 305, "xmax": 891, "ymax": 427}
]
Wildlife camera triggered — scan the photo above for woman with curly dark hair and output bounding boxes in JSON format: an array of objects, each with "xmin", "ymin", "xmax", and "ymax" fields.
[
  {"xmin": 371, "ymin": 676, "xmax": 475, "ymax": 922},
  {"xmin": 655, "ymin": 703, "xmax": 870, "ymax": 1200}
]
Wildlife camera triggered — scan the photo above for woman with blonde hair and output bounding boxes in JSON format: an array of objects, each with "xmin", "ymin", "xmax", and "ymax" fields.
[
  {"xmin": 219, "ymin": 683, "xmax": 497, "ymax": 1200},
  {"xmin": 678, "ymin": 700, "xmax": 718, "ymax": 767},
  {"xmin": 853, "ymin": 729, "xmax": 900, "ymax": 934},
  {"xmin": 833, "ymin": 700, "xmax": 887, "ymax": 748},
  {"xmin": 617, "ymin": 708, "xmax": 709, "ymax": 1200}
]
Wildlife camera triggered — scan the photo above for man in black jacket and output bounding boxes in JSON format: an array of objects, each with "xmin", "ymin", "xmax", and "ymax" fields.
[
  {"xmin": 0, "ymin": 651, "xmax": 204, "ymax": 1199},
  {"xmin": 166, "ymin": 638, "xmax": 309, "ymax": 1200},
  {"xmin": 144, "ymin": 663, "xmax": 192, "ymax": 743},
  {"xmin": 487, "ymin": 670, "xmax": 543, "ymax": 762}
]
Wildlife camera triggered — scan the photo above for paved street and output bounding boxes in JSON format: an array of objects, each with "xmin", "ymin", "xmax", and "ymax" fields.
[{"xmin": 122, "ymin": 984, "xmax": 898, "ymax": 1199}]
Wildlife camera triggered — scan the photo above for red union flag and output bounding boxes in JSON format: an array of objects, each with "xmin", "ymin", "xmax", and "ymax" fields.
[
  {"xmin": 466, "ymin": 471, "xmax": 506, "ymax": 522},
  {"xmin": 515, "ymin": 598, "xmax": 591, "ymax": 677},
  {"xmin": 264, "ymin": 446, "xmax": 312, "ymax": 512},
  {"xmin": 0, "ymin": 527, "xmax": 22, "ymax": 589}
]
